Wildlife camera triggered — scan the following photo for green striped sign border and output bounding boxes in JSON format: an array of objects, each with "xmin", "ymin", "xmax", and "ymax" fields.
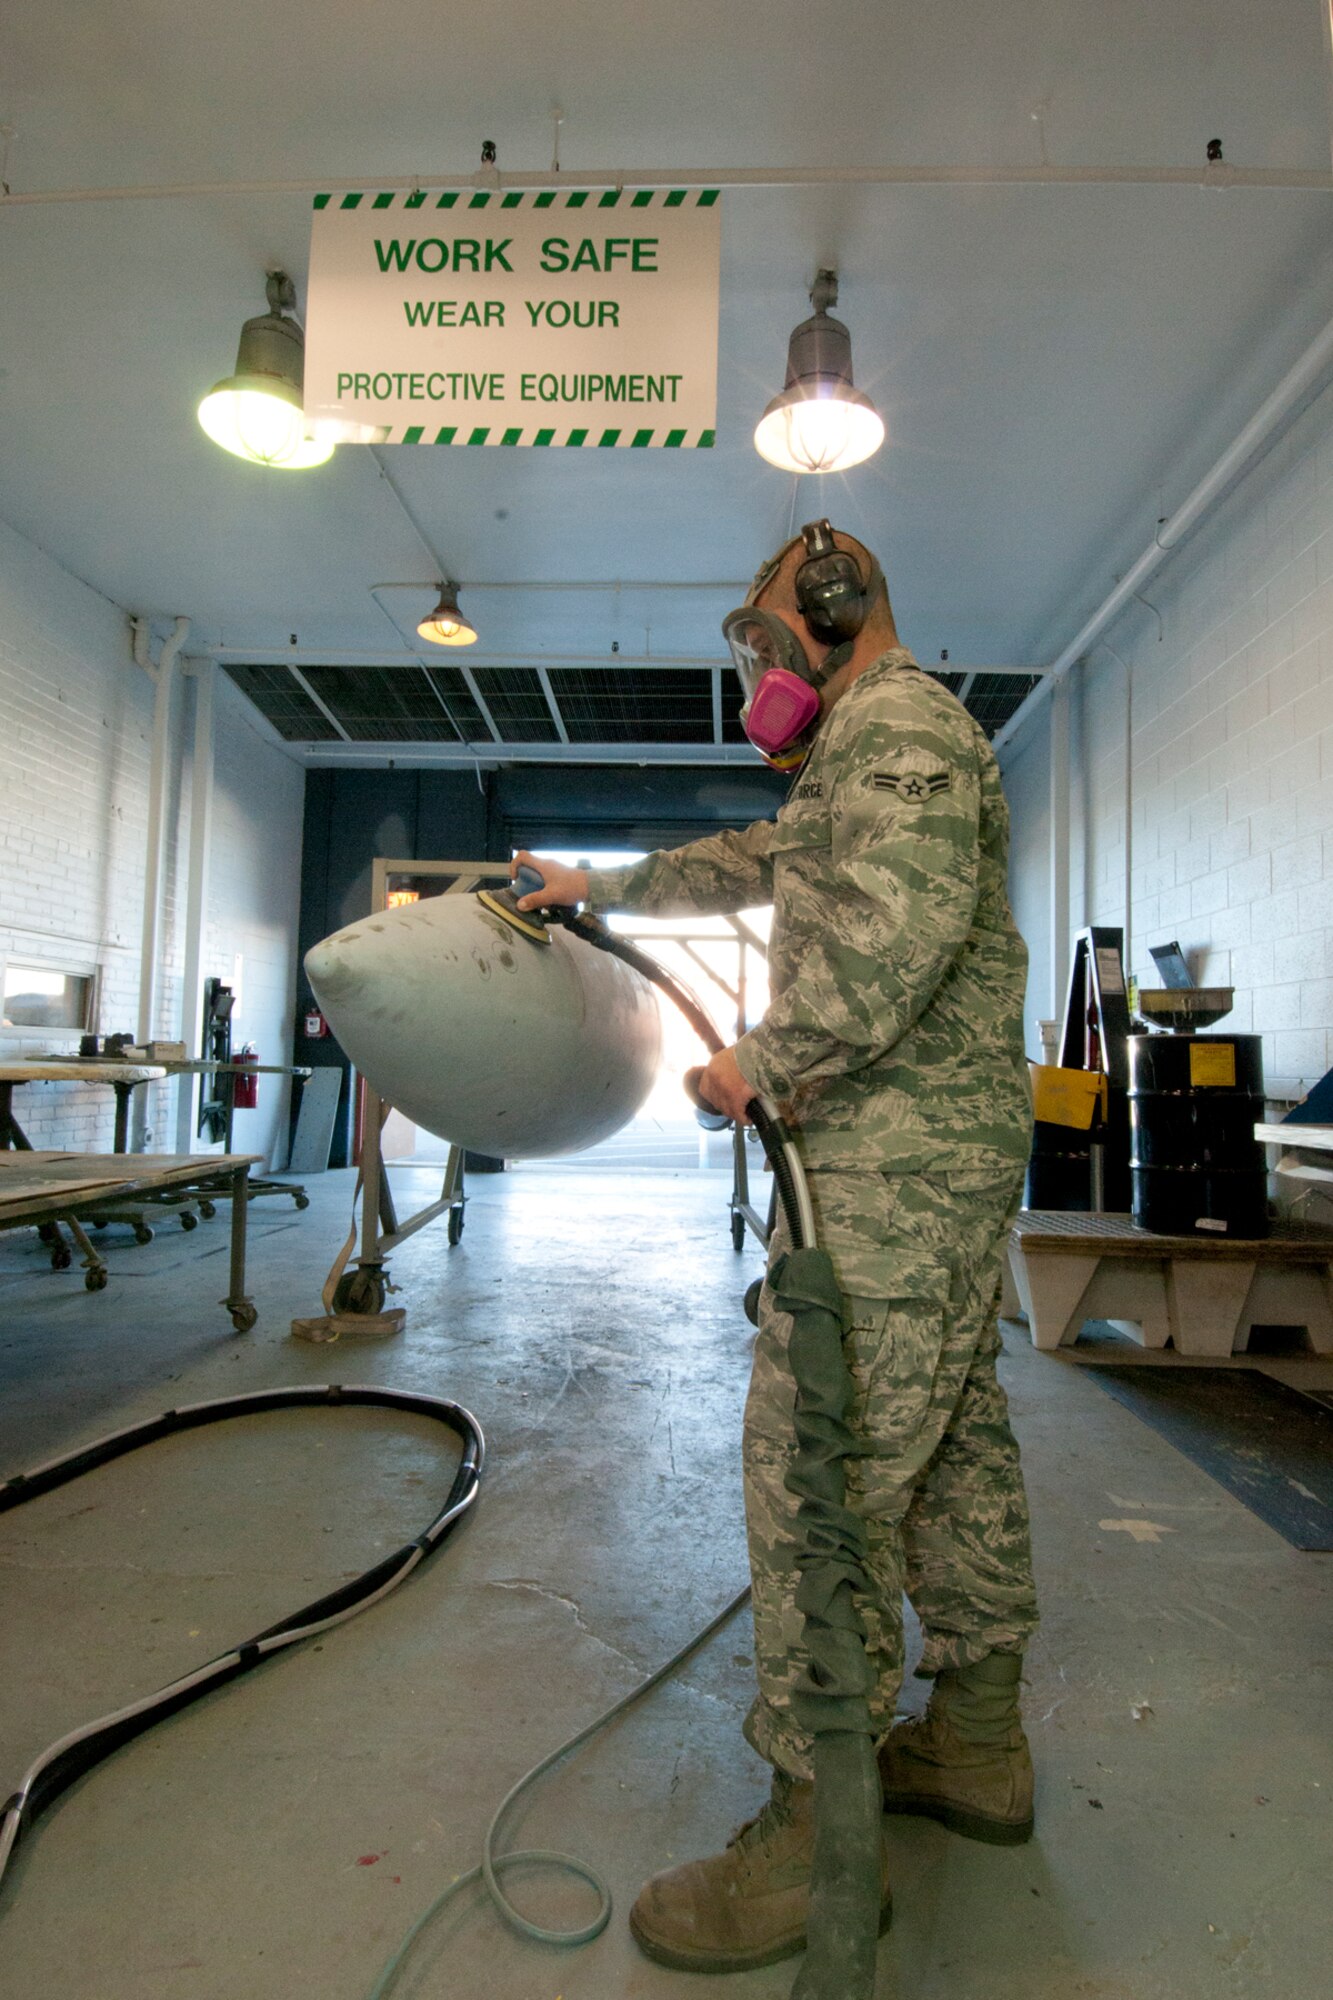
[
  {"xmin": 313, "ymin": 187, "xmax": 718, "ymax": 211},
  {"xmin": 314, "ymin": 187, "xmax": 718, "ymax": 211},
  {"xmin": 383, "ymin": 425, "xmax": 715, "ymax": 448}
]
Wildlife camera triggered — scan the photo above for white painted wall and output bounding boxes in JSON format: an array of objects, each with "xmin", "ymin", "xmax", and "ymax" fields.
[
  {"xmin": 0, "ymin": 516, "xmax": 304, "ymax": 1165},
  {"xmin": 1002, "ymin": 703, "xmax": 1055, "ymax": 1062},
  {"xmin": 1001, "ymin": 366, "xmax": 1333, "ymax": 1100}
]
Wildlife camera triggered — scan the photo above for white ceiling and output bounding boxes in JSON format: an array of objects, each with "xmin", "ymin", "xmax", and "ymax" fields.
[{"xmin": 2, "ymin": 0, "xmax": 1332, "ymax": 745}]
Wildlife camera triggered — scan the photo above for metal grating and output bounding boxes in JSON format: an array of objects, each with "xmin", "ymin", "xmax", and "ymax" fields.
[
  {"xmin": 301, "ymin": 665, "xmax": 461, "ymax": 742},
  {"xmin": 220, "ymin": 657, "xmax": 1043, "ymax": 750},
  {"xmin": 221, "ymin": 662, "xmax": 341, "ymax": 741},
  {"xmin": 548, "ymin": 666, "xmax": 715, "ymax": 743},
  {"xmin": 721, "ymin": 668, "xmax": 747, "ymax": 743},
  {"xmin": 473, "ymin": 668, "xmax": 560, "ymax": 743},
  {"xmin": 412, "ymin": 665, "xmax": 492, "ymax": 741},
  {"xmin": 963, "ymin": 673, "xmax": 1042, "ymax": 737}
]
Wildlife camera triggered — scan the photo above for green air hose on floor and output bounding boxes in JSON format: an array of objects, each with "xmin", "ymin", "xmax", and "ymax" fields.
[{"xmin": 364, "ymin": 1586, "xmax": 753, "ymax": 1999}]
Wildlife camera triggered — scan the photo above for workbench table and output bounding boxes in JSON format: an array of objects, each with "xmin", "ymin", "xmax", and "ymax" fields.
[
  {"xmin": 0, "ymin": 1152, "xmax": 262, "ymax": 1330},
  {"xmin": 0, "ymin": 1062, "xmax": 166, "ymax": 1153}
]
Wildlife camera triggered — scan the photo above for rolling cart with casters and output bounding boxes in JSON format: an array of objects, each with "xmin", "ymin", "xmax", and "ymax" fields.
[{"xmin": 0, "ymin": 1153, "xmax": 261, "ymax": 1328}]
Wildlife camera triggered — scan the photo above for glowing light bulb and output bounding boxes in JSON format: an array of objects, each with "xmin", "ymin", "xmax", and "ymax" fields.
[
  {"xmin": 754, "ymin": 389, "xmax": 885, "ymax": 475},
  {"xmin": 198, "ymin": 379, "xmax": 334, "ymax": 469}
]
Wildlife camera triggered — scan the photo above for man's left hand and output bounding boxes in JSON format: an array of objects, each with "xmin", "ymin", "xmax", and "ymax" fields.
[{"xmin": 697, "ymin": 1046, "xmax": 756, "ymax": 1125}]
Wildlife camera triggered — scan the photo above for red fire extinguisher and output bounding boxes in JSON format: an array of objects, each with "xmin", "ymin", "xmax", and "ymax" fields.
[{"xmin": 233, "ymin": 1045, "xmax": 260, "ymax": 1110}]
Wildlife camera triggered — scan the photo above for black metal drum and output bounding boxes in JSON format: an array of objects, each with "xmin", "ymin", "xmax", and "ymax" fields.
[
  {"xmin": 1128, "ymin": 1032, "xmax": 1268, "ymax": 1237},
  {"xmin": 1025, "ymin": 1123, "xmax": 1091, "ymax": 1210}
]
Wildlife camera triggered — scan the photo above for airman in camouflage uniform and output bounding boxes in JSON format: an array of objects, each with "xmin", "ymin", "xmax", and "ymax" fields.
[{"xmin": 521, "ymin": 525, "xmax": 1037, "ymax": 1972}]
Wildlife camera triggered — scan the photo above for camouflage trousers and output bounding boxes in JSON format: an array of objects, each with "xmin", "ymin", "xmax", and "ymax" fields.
[{"xmin": 742, "ymin": 1161, "xmax": 1039, "ymax": 1781}]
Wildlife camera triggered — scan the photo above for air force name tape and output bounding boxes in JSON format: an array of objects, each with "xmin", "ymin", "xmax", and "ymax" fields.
[{"xmin": 873, "ymin": 768, "xmax": 952, "ymax": 802}]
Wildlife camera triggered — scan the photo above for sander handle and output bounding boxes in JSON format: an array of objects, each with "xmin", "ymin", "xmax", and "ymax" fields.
[
  {"xmin": 683, "ymin": 1064, "xmax": 743, "ymax": 1132},
  {"xmin": 512, "ymin": 862, "xmax": 548, "ymax": 903}
]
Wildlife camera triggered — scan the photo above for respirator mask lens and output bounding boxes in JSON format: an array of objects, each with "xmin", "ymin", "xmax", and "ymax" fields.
[{"xmin": 723, "ymin": 610, "xmax": 798, "ymax": 701}]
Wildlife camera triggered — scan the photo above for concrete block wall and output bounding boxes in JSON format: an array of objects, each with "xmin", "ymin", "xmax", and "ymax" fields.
[
  {"xmin": 1002, "ymin": 365, "xmax": 1333, "ymax": 1101},
  {"xmin": 0, "ymin": 515, "xmax": 305, "ymax": 1164}
]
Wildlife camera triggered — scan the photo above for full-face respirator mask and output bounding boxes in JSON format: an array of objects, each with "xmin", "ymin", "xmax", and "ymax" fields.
[{"xmin": 722, "ymin": 519, "xmax": 885, "ymax": 770}]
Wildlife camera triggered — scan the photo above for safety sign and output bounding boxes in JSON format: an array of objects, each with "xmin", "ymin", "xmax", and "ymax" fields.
[{"xmin": 304, "ymin": 188, "xmax": 720, "ymax": 447}]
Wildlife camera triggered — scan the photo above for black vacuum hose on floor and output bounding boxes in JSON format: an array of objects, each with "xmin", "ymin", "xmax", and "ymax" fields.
[{"xmin": 0, "ymin": 1385, "xmax": 484, "ymax": 1891}]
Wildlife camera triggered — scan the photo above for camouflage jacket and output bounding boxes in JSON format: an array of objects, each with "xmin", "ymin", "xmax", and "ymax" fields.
[{"xmin": 585, "ymin": 649, "xmax": 1032, "ymax": 1173}]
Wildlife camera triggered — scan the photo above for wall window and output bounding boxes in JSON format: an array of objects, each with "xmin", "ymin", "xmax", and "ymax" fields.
[{"xmin": 1, "ymin": 963, "xmax": 96, "ymax": 1031}]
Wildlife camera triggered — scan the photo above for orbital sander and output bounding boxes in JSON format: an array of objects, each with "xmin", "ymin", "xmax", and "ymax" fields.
[{"xmin": 476, "ymin": 863, "xmax": 554, "ymax": 945}]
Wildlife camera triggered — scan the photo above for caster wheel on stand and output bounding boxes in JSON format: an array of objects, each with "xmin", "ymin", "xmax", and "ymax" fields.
[
  {"xmin": 85, "ymin": 1266, "xmax": 109, "ymax": 1292},
  {"xmin": 229, "ymin": 1303, "xmax": 258, "ymax": 1334},
  {"xmin": 333, "ymin": 1268, "xmax": 387, "ymax": 1316},
  {"xmin": 744, "ymin": 1277, "xmax": 764, "ymax": 1327},
  {"xmin": 199, "ymin": 1200, "xmax": 217, "ymax": 1220},
  {"xmin": 731, "ymin": 1210, "xmax": 747, "ymax": 1252},
  {"xmin": 134, "ymin": 1224, "xmax": 154, "ymax": 1246},
  {"xmin": 447, "ymin": 1206, "xmax": 465, "ymax": 1246},
  {"xmin": 50, "ymin": 1244, "xmax": 73, "ymax": 1272},
  {"xmin": 294, "ymin": 1194, "xmax": 310, "ymax": 1212},
  {"xmin": 180, "ymin": 1211, "xmax": 199, "ymax": 1231}
]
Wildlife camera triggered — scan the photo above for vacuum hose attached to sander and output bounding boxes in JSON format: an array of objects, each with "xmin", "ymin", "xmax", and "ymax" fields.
[{"xmin": 483, "ymin": 865, "xmax": 884, "ymax": 2000}]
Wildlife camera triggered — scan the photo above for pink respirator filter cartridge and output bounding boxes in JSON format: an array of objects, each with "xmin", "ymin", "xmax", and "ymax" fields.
[{"xmin": 743, "ymin": 669, "xmax": 821, "ymax": 756}]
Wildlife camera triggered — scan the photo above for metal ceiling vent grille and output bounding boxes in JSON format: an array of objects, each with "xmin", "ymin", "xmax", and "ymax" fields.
[
  {"xmin": 472, "ymin": 668, "xmax": 561, "ymax": 743},
  {"xmin": 301, "ymin": 665, "xmax": 460, "ymax": 741},
  {"xmin": 549, "ymin": 667, "xmax": 715, "ymax": 743},
  {"xmin": 221, "ymin": 663, "xmax": 341, "ymax": 742},
  {"xmin": 964, "ymin": 674, "xmax": 1043, "ymax": 736},
  {"xmin": 222, "ymin": 660, "xmax": 1040, "ymax": 748}
]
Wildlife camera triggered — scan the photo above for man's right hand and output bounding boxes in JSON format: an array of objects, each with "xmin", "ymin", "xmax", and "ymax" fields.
[{"xmin": 512, "ymin": 851, "xmax": 589, "ymax": 910}]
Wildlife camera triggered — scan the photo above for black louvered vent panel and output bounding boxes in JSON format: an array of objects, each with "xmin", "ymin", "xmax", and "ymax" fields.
[
  {"xmin": 473, "ymin": 669, "xmax": 561, "ymax": 743},
  {"xmin": 964, "ymin": 674, "xmax": 1042, "ymax": 737},
  {"xmin": 548, "ymin": 667, "xmax": 716, "ymax": 743},
  {"xmin": 411, "ymin": 666, "xmax": 492, "ymax": 741},
  {"xmin": 301, "ymin": 666, "xmax": 466, "ymax": 743},
  {"xmin": 221, "ymin": 663, "xmax": 340, "ymax": 742},
  {"xmin": 721, "ymin": 669, "xmax": 748, "ymax": 743},
  {"xmin": 926, "ymin": 671, "xmax": 966, "ymax": 697}
]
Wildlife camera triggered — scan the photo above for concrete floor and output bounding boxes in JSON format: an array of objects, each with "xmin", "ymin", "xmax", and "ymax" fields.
[{"xmin": 1, "ymin": 1164, "xmax": 1330, "ymax": 2000}]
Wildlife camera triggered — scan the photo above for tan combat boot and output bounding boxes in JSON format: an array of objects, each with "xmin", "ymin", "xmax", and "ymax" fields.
[
  {"xmin": 879, "ymin": 1651, "xmax": 1034, "ymax": 1846},
  {"xmin": 629, "ymin": 1770, "xmax": 893, "ymax": 1973}
]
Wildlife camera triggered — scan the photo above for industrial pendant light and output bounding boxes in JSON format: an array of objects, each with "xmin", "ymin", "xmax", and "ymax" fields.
[
  {"xmin": 417, "ymin": 583, "xmax": 477, "ymax": 646},
  {"xmin": 754, "ymin": 269, "xmax": 884, "ymax": 475},
  {"xmin": 197, "ymin": 271, "xmax": 334, "ymax": 470}
]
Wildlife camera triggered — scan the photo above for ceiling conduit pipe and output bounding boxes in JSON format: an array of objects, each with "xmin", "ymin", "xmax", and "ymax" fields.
[
  {"xmin": 133, "ymin": 615, "xmax": 190, "ymax": 1147},
  {"xmin": 3, "ymin": 162, "xmax": 1331, "ymax": 207},
  {"xmin": 994, "ymin": 304, "xmax": 1333, "ymax": 758}
]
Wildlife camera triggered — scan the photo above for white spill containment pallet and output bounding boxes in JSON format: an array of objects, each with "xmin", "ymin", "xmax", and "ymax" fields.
[{"xmin": 1005, "ymin": 1211, "xmax": 1333, "ymax": 1357}]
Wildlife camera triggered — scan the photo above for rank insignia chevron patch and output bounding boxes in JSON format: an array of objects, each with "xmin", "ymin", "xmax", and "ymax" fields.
[{"xmin": 873, "ymin": 769, "xmax": 952, "ymax": 801}]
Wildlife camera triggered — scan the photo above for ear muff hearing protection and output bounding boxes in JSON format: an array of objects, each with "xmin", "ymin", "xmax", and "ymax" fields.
[{"xmin": 793, "ymin": 518, "xmax": 884, "ymax": 645}]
